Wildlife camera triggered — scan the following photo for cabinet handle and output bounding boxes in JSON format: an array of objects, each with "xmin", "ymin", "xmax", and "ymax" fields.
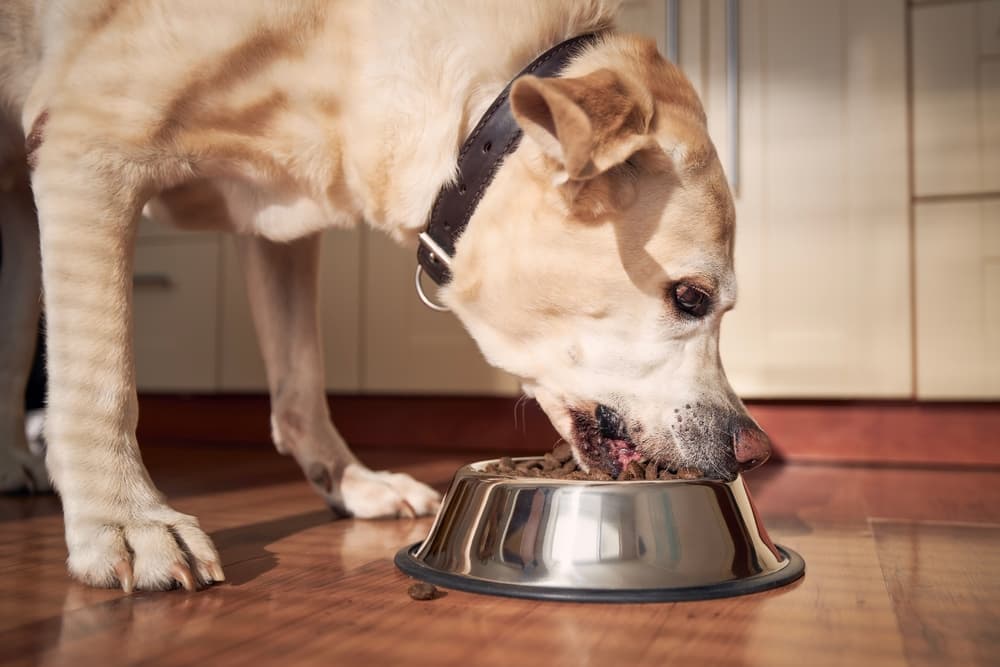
[
  {"xmin": 132, "ymin": 273, "xmax": 174, "ymax": 289},
  {"xmin": 726, "ymin": 0, "xmax": 740, "ymax": 194},
  {"xmin": 666, "ymin": 0, "xmax": 679, "ymax": 63}
]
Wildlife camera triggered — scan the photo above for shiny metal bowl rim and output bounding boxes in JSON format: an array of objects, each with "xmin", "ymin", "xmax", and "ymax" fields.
[
  {"xmin": 396, "ymin": 458, "xmax": 805, "ymax": 603},
  {"xmin": 396, "ymin": 544, "xmax": 804, "ymax": 603}
]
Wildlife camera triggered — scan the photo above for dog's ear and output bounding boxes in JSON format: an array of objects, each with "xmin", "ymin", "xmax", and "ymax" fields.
[{"xmin": 510, "ymin": 68, "xmax": 654, "ymax": 184}]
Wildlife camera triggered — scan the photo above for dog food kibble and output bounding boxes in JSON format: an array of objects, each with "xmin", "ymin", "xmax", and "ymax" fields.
[
  {"xmin": 482, "ymin": 445, "xmax": 693, "ymax": 481},
  {"xmin": 620, "ymin": 460, "xmax": 644, "ymax": 481},
  {"xmin": 552, "ymin": 442, "xmax": 573, "ymax": 463},
  {"xmin": 541, "ymin": 452, "xmax": 561, "ymax": 471},
  {"xmin": 407, "ymin": 582, "xmax": 439, "ymax": 601}
]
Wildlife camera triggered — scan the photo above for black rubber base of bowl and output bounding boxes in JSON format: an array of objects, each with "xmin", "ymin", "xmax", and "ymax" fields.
[{"xmin": 395, "ymin": 543, "xmax": 805, "ymax": 603}]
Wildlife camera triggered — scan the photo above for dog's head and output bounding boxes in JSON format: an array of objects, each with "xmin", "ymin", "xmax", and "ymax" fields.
[{"xmin": 442, "ymin": 35, "xmax": 770, "ymax": 481}]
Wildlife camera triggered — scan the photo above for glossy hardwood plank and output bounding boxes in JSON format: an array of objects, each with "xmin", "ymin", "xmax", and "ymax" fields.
[
  {"xmin": 749, "ymin": 463, "xmax": 1000, "ymax": 526},
  {"xmin": 873, "ymin": 521, "xmax": 1000, "ymax": 667},
  {"xmin": 1, "ymin": 447, "xmax": 998, "ymax": 667},
  {"xmin": 2, "ymin": 523, "xmax": 906, "ymax": 667}
]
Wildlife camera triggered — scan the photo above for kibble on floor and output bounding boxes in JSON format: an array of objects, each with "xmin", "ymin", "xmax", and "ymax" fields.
[{"xmin": 407, "ymin": 582, "xmax": 439, "ymax": 601}]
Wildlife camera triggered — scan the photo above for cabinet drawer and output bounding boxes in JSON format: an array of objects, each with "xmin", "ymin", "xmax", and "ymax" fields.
[
  {"xmin": 133, "ymin": 238, "xmax": 220, "ymax": 391},
  {"xmin": 915, "ymin": 200, "xmax": 1000, "ymax": 399}
]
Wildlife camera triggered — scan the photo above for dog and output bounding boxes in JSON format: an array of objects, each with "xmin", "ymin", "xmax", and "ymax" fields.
[{"xmin": 0, "ymin": 0, "xmax": 771, "ymax": 592}]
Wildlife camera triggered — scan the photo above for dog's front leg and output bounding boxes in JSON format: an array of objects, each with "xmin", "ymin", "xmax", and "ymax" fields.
[
  {"xmin": 0, "ymin": 184, "xmax": 50, "ymax": 492},
  {"xmin": 32, "ymin": 143, "xmax": 223, "ymax": 592},
  {"xmin": 236, "ymin": 233, "xmax": 440, "ymax": 518}
]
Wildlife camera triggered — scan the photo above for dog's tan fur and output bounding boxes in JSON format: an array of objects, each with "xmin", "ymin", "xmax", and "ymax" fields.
[{"xmin": 0, "ymin": 0, "xmax": 769, "ymax": 592}]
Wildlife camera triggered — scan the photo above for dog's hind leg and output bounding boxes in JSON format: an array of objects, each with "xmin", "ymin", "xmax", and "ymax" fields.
[
  {"xmin": 31, "ymin": 132, "xmax": 223, "ymax": 592},
  {"xmin": 0, "ymin": 177, "xmax": 51, "ymax": 493},
  {"xmin": 236, "ymin": 233, "xmax": 440, "ymax": 518}
]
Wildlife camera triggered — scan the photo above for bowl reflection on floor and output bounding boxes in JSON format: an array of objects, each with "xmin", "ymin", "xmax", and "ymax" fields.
[{"xmin": 395, "ymin": 458, "xmax": 805, "ymax": 602}]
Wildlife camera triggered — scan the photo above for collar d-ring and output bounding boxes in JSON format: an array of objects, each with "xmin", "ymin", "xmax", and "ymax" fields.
[{"xmin": 415, "ymin": 264, "xmax": 450, "ymax": 312}]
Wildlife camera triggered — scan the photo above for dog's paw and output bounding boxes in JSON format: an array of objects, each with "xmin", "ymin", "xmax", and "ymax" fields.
[
  {"xmin": 65, "ymin": 507, "xmax": 224, "ymax": 592},
  {"xmin": 0, "ymin": 444, "xmax": 51, "ymax": 493},
  {"xmin": 337, "ymin": 464, "xmax": 441, "ymax": 519}
]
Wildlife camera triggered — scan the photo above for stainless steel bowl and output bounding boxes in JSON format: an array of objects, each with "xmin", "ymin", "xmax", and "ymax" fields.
[{"xmin": 396, "ymin": 457, "xmax": 804, "ymax": 602}]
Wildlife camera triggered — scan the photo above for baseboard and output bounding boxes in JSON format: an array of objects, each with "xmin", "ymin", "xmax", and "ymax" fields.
[
  {"xmin": 745, "ymin": 400, "xmax": 1000, "ymax": 466},
  {"xmin": 136, "ymin": 394, "xmax": 1000, "ymax": 466}
]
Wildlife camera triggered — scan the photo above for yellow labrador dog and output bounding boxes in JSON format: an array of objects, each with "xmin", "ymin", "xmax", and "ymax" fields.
[{"xmin": 0, "ymin": 0, "xmax": 771, "ymax": 592}]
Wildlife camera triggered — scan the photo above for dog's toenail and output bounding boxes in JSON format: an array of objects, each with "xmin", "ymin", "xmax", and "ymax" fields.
[
  {"xmin": 114, "ymin": 560, "xmax": 134, "ymax": 594},
  {"xmin": 170, "ymin": 563, "xmax": 196, "ymax": 591}
]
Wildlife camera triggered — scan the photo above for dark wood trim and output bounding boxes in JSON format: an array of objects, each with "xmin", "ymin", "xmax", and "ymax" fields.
[
  {"xmin": 136, "ymin": 394, "xmax": 561, "ymax": 456},
  {"xmin": 745, "ymin": 400, "xmax": 1000, "ymax": 466},
  {"xmin": 136, "ymin": 394, "xmax": 1000, "ymax": 467}
]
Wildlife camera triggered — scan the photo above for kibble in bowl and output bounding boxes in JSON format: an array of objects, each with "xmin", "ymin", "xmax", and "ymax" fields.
[{"xmin": 481, "ymin": 442, "xmax": 705, "ymax": 481}]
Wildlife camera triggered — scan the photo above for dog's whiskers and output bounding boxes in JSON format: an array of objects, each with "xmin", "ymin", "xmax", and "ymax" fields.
[{"xmin": 513, "ymin": 394, "xmax": 530, "ymax": 433}]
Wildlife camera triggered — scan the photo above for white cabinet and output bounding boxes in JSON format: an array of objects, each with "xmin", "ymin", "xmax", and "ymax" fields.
[
  {"xmin": 133, "ymin": 236, "xmax": 221, "ymax": 392},
  {"xmin": 133, "ymin": 222, "xmax": 363, "ymax": 393},
  {"xmin": 911, "ymin": 0, "xmax": 1000, "ymax": 399},
  {"xmin": 912, "ymin": 0, "xmax": 1000, "ymax": 197},
  {"xmin": 360, "ymin": 229, "xmax": 520, "ymax": 395}
]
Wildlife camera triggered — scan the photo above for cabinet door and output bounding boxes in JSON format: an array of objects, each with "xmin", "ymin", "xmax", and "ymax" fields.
[
  {"xmin": 916, "ymin": 200, "xmax": 1000, "ymax": 399},
  {"xmin": 361, "ymin": 229, "xmax": 519, "ymax": 395},
  {"xmin": 912, "ymin": 0, "xmax": 1000, "ymax": 197},
  {"xmin": 218, "ymin": 229, "xmax": 362, "ymax": 392},
  {"xmin": 133, "ymin": 238, "xmax": 220, "ymax": 391},
  {"xmin": 693, "ymin": 0, "xmax": 912, "ymax": 397}
]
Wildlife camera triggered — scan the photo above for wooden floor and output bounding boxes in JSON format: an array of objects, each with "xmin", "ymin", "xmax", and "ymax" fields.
[{"xmin": 2, "ymin": 443, "xmax": 999, "ymax": 667}]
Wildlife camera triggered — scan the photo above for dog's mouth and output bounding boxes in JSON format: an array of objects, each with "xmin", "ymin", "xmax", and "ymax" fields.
[
  {"xmin": 569, "ymin": 404, "xmax": 700, "ymax": 479},
  {"xmin": 570, "ymin": 405, "xmax": 663, "ymax": 477}
]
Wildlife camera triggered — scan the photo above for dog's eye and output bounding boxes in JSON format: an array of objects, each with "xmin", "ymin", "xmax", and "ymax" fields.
[{"xmin": 672, "ymin": 283, "xmax": 712, "ymax": 317}]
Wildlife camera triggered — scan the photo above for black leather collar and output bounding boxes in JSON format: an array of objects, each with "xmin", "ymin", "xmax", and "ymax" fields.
[{"xmin": 416, "ymin": 33, "xmax": 602, "ymax": 286}]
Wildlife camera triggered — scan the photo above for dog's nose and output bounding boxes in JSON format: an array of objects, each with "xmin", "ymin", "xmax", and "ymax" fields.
[
  {"xmin": 595, "ymin": 404, "xmax": 627, "ymax": 440},
  {"xmin": 733, "ymin": 426, "xmax": 771, "ymax": 471}
]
